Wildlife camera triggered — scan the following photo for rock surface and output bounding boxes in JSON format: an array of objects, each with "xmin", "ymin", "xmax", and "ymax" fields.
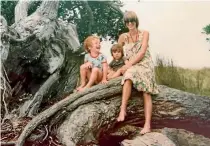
[{"xmin": 121, "ymin": 132, "xmax": 176, "ymax": 146}]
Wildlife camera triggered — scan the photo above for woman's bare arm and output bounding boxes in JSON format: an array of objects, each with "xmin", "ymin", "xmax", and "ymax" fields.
[
  {"xmin": 128, "ymin": 31, "xmax": 149, "ymax": 65},
  {"xmin": 124, "ymin": 60, "xmax": 129, "ymax": 65},
  {"xmin": 118, "ymin": 33, "xmax": 125, "ymax": 46}
]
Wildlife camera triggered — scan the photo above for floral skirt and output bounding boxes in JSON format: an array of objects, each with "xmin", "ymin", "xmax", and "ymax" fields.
[{"xmin": 121, "ymin": 60, "xmax": 159, "ymax": 95}]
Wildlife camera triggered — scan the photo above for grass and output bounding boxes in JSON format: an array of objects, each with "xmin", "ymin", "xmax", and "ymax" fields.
[{"xmin": 155, "ymin": 56, "xmax": 210, "ymax": 97}]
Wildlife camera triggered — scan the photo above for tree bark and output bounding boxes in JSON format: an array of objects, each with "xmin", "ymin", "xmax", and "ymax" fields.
[
  {"xmin": 2, "ymin": 0, "xmax": 81, "ymax": 121},
  {"xmin": 15, "ymin": 77, "xmax": 210, "ymax": 146},
  {"xmin": 15, "ymin": 0, "xmax": 33, "ymax": 23},
  {"xmin": 12, "ymin": 0, "xmax": 59, "ymax": 38}
]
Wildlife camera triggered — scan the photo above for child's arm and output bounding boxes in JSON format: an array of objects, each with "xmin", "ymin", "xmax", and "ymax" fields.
[
  {"xmin": 107, "ymin": 61, "xmax": 114, "ymax": 74},
  {"xmin": 84, "ymin": 54, "xmax": 92, "ymax": 68},
  {"xmin": 107, "ymin": 66, "xmax": 112, "ymax": 74}
]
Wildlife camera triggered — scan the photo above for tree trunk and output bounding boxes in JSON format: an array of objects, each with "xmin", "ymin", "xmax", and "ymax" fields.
[
  {"xmin": 15, "ymin": 77, "xmax": 210, "ymax": 146},
  {"xmin": 1, "ymin": 0, "xmax": 81, "ymax": 121},
  {"xmin": 13, "ymin": 0, "xmax": 59, "ymax": 37},
  {"xmin": 15, "ymin": 0, "xmax": 33, "ymax": 23}
]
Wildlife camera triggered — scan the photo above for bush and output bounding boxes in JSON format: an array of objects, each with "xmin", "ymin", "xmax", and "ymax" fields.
[{"xmin": 155, "ymin": 56, "xmax": 210, "ymax": 97}]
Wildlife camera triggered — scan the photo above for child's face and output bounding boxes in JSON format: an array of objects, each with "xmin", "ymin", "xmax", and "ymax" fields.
[
  {"xmin": 89, "ymin": 38, "xmax": 101, "ymax": 53},
  {"xmin": 112, "ymin": 50, "xmax": 122, "ymax": 60}
]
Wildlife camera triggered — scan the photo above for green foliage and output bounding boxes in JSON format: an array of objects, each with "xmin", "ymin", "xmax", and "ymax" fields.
[
  {"xmin": 202, "ymin": 24, "xmax": 210, "ymax": 43},
  {"xmin": 155, "ymin": 56, "xmax": 210, "ymax": 97},
  {"xmin": 0, "ymin": 0, "xmax": 127, "ymax": 42},
  {"xmin": 0, "ymin": 1, "xmax": 17, "ymax": 25},
  {"xmin": 203, "ymin": 24, "xmax": 210, "ymax": 34},
  {"xmin": 0, "ymin": 1, "xmax": 41, "ymax": 25},
  {"xmin": 58, "ymin": 0, "xmax": 127, "ymax": 42}
]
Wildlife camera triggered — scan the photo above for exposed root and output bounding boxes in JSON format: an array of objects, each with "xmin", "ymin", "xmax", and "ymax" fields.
[
  {"xmin": 16, "ymin": 78, "xmax": 121, "ymax": 146},
  {"xmin": 1, "ymin": 64, "xmax": 12, "ymax": 124},
  {"xmin": 42, "ymin": 125, "xmax": 49, "ymax": 142},
  {"xmin": 49, "ymin": 136, "xmax": 62, "ymax": 146},
  {"xmin": 0, "ymin": 141, "xmax": 16, "ymax": 146}
]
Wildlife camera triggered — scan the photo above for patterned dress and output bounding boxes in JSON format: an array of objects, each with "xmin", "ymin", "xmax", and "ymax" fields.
[{"xmin": 122, "ymin": 31, "xmax": 159, "ymax": 95}]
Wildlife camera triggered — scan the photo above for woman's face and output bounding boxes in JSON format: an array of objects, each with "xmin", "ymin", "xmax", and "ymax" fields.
[{"xmin": 125, "ymin": 18, "xmax": 137, "ymax": 30}]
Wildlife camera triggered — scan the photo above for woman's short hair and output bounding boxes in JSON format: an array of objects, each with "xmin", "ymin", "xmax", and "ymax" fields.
[
  {"xmin": 110, "ymin": 44, "xmax": 124, "ymax": 56},
  {"xmin": 84, "ymin": 35, "xmax": 100, "ymax": 52},
  {"xmin": 123, "ymin": 11, "xmax": 139, "ymax": 28}
]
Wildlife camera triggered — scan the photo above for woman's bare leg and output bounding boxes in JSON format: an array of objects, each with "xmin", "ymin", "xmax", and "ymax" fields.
[
  {"xmin": 117, "ymin": 79, "xmax": 132, "ymax": 122},
  {"xmin": 140, "ymin": 92, "xmax": 152, "ymax": 134}
]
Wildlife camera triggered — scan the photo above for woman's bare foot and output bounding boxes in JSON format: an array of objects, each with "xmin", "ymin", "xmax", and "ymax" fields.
[
  {"xmin": 140, "ymin": 124, "xmax": 151, "ymax": 135},
  {"xmin": 117, "ymin": 109, "xmax": 127, "ymax": 122}
]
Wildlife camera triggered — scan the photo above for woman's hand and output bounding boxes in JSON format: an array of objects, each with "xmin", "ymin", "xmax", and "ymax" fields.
[
  {"xmin": 121, "ymin": 63, "xmax": 132, "ymax": 74},
  {"xmin": 85, "ymin": 62, "xmax": 92, "ymax": 69}
]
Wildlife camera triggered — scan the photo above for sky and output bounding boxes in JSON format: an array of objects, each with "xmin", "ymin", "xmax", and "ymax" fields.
[{"xmin": 100, "ymin": 0, "xmax": 210, "ymax": 69}]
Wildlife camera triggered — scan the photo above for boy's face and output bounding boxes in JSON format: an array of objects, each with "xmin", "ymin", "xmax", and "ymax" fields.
[
  {"xmin": 89, "ymin": 38, "xmax": 101, "ymax": 53},
  {"xmin": 112, "ymin": 50, "xmax": 122, "ymax": 60}
]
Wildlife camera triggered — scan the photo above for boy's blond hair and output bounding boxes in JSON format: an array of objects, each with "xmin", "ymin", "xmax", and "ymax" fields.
[
  {"xmin": 110, "ymin": 44, "xmax": 124, "ymax": 57},
  {"xmin": 83, "ymin": 35, "xmax": 100, "ymax": 52}
]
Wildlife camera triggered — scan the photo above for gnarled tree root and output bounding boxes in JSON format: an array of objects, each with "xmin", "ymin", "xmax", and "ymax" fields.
[
  {"xmin": 16, "ymin": 77, "xmax": 210, "ymax": 146},
  {"xmin": 16, "ymin": 78, "xmax": 122, "ymax": 146}
]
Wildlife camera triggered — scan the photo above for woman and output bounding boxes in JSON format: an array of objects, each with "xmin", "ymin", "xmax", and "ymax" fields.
[{"xmin": 117, "ymin": 11, "xmax": 159, "ymax": 134}]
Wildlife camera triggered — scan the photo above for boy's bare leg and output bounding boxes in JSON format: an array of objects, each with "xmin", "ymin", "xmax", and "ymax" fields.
[
  {"xmin": 140, "ymin": 92, "xmax": 152, "ymax": 134},
  {"xmin": 77, "ymin": 64, "xmax": 90, "ymax": 90},
  {"xmin": 79, "ymin": 68, "xmax": 102, "ymax": 91},
  {"xmin": 107, "ymin": 70, "xmax": 115, "ymax": 80},
  {"xmin": 109, "ymin": 69, "xmax": 122, "ymax": 80},
  {"xmin": 117, "ymin": 79, "xmax": 132, "ymax": 121}
]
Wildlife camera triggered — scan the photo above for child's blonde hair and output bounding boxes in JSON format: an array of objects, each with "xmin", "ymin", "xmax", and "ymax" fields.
[
  {"xmin": 110, "ymin": 44, "xmax": 124, "ymax": 57},
  {"xmin": 83, "ymin": 35, "xmax": 100, "ymax": 52}
]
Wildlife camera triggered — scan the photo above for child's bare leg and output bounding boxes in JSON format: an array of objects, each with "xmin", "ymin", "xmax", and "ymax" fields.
[
  {"xmin": 107, "ymin": 70, "xmax": 115, "ymax": 80},
  {"xmin": 95, "ymin": 69, "xmax": 103, "ymax": 84},
  {"xmin": 140, "ymin": 92, "xmax": 152, "ymax": 134},
  {"xmin": 109, "ymin": 69, "xmax": 122, "ymax": 80},
  {"xmin": 117, "ymin": 79, "xmax": 132, "ymax": 122},
  {"xmin": 79, "ymin": 68, "xmax": 102, "ymax": 91},
  {"xmin": 77, "ymin": 64, "xmax": 90, "ymax": 90}
]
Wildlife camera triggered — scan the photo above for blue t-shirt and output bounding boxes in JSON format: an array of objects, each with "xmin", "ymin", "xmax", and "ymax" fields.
[{"xmin": 84, "ymin": 53, "xmax": 107, "ymax": 70}]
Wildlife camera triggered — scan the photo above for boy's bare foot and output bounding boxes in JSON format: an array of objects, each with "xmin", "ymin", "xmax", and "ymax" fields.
[
  {"xmin": 117, "ymin": 110, "xmax": 127, "ymax": 122},
  {"xmin": 77, "ymin": 87, "xmax": 89, "ymax": 92},
  {"xmin": 76, "ymin": 84, "xmax": 85, "ymax": 91},
  {"xmin": 140, "ymin": 124, "xmax": 151, "ymax": 135}
]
